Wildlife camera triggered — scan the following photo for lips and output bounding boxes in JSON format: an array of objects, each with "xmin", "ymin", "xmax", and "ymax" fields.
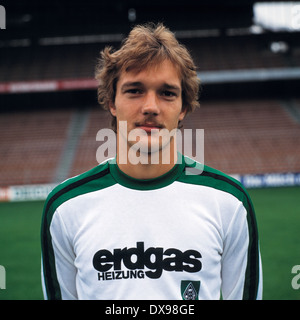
[{"xmin": 135, "ymin": 122, "xmax": 163, "ymax": 133}]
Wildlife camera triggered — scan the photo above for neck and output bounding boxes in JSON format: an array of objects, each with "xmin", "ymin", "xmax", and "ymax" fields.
[{"xmin": 116, "ymin": 137, "xmax": 178, "ymax": 180}]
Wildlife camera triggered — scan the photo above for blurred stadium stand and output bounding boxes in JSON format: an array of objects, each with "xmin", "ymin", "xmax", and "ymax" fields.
[{"xmin": 0, "ymin": 0, "xmax": 300, "ymax": 187}]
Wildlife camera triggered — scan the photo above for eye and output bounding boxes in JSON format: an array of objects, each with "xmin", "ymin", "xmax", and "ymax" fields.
[
  {"xmin": 161, "ymin": 90, "xmax": 177, "ymax": 98},
  {"xmin": 125, "ymin": 88, "xmax": 143, "ymax": 95}
]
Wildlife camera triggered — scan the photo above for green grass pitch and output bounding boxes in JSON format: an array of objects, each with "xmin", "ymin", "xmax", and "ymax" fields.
[{"xmin": 0, "ymin": 186, "xmax": 299, "ymax": 300}]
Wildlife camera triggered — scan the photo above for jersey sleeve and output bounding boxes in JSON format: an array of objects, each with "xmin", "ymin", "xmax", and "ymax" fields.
[
  {"xmin": 221, "ymin": 202, "xmax": 262, "ymax": 300},
  {"xmin": 41, "ymin": 208, "xmax": 78, "ymax": 300}
]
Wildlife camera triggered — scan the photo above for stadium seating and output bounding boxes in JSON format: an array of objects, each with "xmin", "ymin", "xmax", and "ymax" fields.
[
  {"xmin": 183, "ymin": 99, "xmax": 300, "ymax": 174},
  {"xmin": 0, "ymin": 99, "xmax": 299, "ymax": 187},
  {"xmin": 70, "ymin": 99, "xmax": 300, "ymax": 177},
  {"xmin": 1, "ymin": 30, "xmax": 300, "ymax": 187},
  {"xmin": 183, "ymin": 36, "xmax": 288, "ymax": 71},
  {"xmin": 69, "ymin": 107, "xmax": 112, "ymax": 177},
  {"xmin": 0, "ymin": 109, "xmax": 73, "ymax": 186},
  {"xmin": 1, "ymin": 35, "xmax": 299, "ymax": 83}
]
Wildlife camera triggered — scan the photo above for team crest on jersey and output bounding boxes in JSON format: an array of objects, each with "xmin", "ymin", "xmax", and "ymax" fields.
[{"xmin": 181, "ymin": 281, "xmax": 200, "ymax": 300}]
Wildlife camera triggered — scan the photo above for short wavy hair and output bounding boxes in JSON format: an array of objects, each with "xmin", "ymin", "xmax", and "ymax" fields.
[{"xmin": 95, "ymin": 23, "xmax": 201, "ymax": 131}]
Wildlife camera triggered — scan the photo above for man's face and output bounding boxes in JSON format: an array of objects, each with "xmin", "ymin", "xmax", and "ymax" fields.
[{"xmin": 110, "ymin": 59, "xmax": 186, "ymax": 155}]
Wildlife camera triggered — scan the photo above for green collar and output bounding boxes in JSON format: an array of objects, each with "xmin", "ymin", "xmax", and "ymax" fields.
[{"xmin": 108, "ymin": 153, "xmax": 186, "ymax": 190}]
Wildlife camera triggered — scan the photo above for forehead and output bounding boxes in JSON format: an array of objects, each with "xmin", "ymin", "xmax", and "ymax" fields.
[{"xmin": 117, "ymin": 59, "xmax": 182, "ymax": 88}]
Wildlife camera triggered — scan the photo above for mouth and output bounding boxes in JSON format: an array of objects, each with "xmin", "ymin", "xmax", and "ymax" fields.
[{"xmin": 135, "ymin": 122, "xmax": 164, "ymax": 133}]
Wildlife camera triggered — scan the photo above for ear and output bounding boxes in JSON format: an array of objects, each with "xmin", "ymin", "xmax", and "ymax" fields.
[
  {"xmin": 109, "ymin": 100, "xmax": 117, "ymax": 117},
  {"xmin": 178, "ymin": 107, "xmax": 187, "ymax": 122}
]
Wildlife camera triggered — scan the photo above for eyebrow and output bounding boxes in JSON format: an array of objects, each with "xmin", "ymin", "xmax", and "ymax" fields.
[
  {"xmin": 121, "ymin": 81, "xmax": 181, "ymax": 93},
  {"xmin": 121, "ymin": 82, "xmax": 143, "ymax": 91},
  {"xmin": 161, "ymin": 83, "xmax": 181, "ymax": 94}
]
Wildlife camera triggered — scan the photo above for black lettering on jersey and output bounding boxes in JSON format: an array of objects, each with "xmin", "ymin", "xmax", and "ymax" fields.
[{"xmin": 92, "ymin": 242, "xmax": 202, "ymax": 280}]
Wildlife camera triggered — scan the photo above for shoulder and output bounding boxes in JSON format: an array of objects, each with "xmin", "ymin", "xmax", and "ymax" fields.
[
  {"xmin": 179, "ymin": 155, "xmax": 254, "ymax": 212},
  {"xmin": 43, "ymin": 159, "xmax": 115, "ymax": 218}
]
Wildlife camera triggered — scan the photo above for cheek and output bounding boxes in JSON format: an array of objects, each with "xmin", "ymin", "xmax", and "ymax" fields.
[
  {"xmin": 117, "ymin": 107, "xmax": 136, "ymax": 120},
  {"xmin": 113, "ymin": 100, "xmax": 140, "ymax": 124},
  {"xmin": 164, "ymin": 115, "xmax": 182, "ymax": 130}
]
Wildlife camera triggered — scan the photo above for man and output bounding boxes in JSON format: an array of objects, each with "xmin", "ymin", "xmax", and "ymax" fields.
[{"xmin": 41, "ymin": 23, "xmax": 262, "ymax": 300}]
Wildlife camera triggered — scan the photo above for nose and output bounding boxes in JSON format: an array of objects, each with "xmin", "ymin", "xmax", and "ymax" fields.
[{"xmin": 141, "ymin": 92, "xmax": 160, "ymax": 116}]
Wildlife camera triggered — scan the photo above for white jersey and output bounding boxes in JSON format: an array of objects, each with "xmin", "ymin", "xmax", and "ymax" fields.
[{"xmin": 41, "ymin": 154, "xmax": 262, "ymax": 300}]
